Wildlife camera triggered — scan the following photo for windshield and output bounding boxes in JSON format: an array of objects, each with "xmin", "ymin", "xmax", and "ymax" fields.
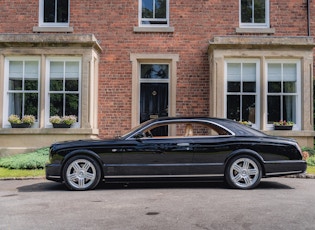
[{"xmin": 119, "ymin": 120, "xmax": 153, "ymax": 139}]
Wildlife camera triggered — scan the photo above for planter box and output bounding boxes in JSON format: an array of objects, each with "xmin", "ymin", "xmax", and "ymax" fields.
[
  {"xmin": 11, "ymin": 123, "xmax": 31, "ymax": 128},
  {"xmin": 274, "ymin": 125, "xmax": 293, "ymax": 130},
  {"xmin": 52, "ymin": 123, "xmax": 71, "ymax": 128}
]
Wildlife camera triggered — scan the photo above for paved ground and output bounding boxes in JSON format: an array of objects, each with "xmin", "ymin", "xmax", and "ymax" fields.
[{"xmin": 0, "ymin": 177, "xmax": 315, "ymax": 230}]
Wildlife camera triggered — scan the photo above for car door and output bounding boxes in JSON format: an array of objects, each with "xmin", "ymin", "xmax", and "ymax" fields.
[
  {"xmin": 191, "ymin": 136, "xmax": 234, "ymax": 175},
  {"xmin": 120, "ymin": 137, "xmax": 195, "ymax": 176}
]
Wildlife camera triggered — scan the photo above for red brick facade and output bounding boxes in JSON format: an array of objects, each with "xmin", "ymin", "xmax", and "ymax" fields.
[{"xmin": 0, "ymin": 1, "xmax": 314, "ymax": 153}]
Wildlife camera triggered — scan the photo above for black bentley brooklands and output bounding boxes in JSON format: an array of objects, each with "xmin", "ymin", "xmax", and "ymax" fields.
[{"xmin": 46, "ymin": 117, "xmax": 306, "ymax": 190}]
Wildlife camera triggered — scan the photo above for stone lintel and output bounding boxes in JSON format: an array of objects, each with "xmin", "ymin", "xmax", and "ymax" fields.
[
  {"xmin": 0, "ymin": 34, "xmax": 102, "ymax": 53},
  {"xmin": 209, "ymin": 36, "xmax": 314, "ymax": 50}
]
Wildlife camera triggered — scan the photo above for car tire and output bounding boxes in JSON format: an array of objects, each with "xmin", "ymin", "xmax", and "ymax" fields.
[
  {"xmin": 225, "ymin": 155, "xmax": 262, "ymax": 189},
  {"xmin": 62, "ymin": 155, "xmax": 101, "ymax": 191}
]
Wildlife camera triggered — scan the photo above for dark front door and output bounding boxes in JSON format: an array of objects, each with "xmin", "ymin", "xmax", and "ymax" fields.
[{"xmin": 140, "ymin": 83, "xmax": 168, "ymax": 135}]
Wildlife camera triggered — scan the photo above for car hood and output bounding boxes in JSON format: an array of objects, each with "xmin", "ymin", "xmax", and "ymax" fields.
[{"xmin": 51, "ymin": 138, "xmax": 120, "ymax": 152}]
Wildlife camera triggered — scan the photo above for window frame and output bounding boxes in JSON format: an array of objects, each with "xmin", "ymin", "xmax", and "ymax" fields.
[
  {"xmin": 239, "ymin": 0, "xmax": 270, "ymax": 28},
  {"xmin": 224, "ymin": 59, "xmax": 260, "ymax": 129},
  {"xmin": 3, "ymin": 56, "xmax": 41, "ymax": 128},
  {"xmin": 265, "ymin": 59, "xmax": 301, "ymax": 130},
  {"xmin": 39, "ymin": 0, "xmax": 70, "ymax": 27},
  {"xmin": 139, "ymin": 0, "xmax": 170, "ymax": 27},
  {"xmin": 45, "ymin": 57, "xmax": 81, "ymax": 128}
]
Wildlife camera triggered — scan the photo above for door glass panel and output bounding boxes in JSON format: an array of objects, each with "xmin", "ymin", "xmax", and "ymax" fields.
[{"xmin": 141, "ymin": 64, "xmax": 169, "ymax": 79}]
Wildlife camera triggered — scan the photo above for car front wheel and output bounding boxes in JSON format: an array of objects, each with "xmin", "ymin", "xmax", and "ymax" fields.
[
  {"xmin": 225, "ymin": 155, "xmax": 262, "ymax": 189},
  {"xmin": 63, "ymin": 155, "xmax": 101, "ymax": 191}
]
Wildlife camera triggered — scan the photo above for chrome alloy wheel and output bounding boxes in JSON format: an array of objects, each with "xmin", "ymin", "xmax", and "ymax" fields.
[
  {"xmin": 65, "ymin": 158, "xmax": 97, "ymax": 190},
  {"xmin": 227, "ymin": 157, "xmax": 261, "ymax": 189}
]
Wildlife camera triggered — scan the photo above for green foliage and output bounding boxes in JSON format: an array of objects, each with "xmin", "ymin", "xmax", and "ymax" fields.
[
  {"xmin": 302, "ymin": 146, "xmax": 315, "ymax": 157},
  {"xmin": 307, "ymin": 166, "xmax": 315, "ymax": 174},
  {"xmin": 307, "ymin": 156, "xmax": 315, "ymax": 167},
  {"xmin": 0, "ymin": 147, "xmax": 49, "ymax": 170}
]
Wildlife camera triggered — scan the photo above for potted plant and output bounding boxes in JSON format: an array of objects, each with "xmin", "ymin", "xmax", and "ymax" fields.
[
  {"xmin": 49, "ymin": 115, "xmax": 77, "ymax": 128},
  {"xmin": 273, "ymin": 120, "xmax": 294, "ymax": 130},
  {"xmin": 8, "ymin": 114, "xmax": 35, "ymax": 128},
  {"xmin": 238, "ymin": 121, "xmax": 252, "ymax": 127}
]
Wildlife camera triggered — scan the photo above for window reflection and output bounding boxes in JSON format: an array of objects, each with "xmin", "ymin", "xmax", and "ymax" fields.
[{"xmin": 141, "ymin": 64, "xmax": 169, "ymax": 79}]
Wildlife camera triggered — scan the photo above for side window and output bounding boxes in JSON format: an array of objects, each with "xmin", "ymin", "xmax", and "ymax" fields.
[
  {"xmin": 225, "ymin": 60, "xmax": 259, "ymax": 128},
  {"xmin": 39, "ymin": 0, "xmax": 69, "ymax": 26},
  {"xmin": 140, "ymin": 122, "xmax": 230, "ymax": 138},
  {"xmin": 4, "ymin": 58, "xmax": 40, "ymax": 127},
  {"xmin": 240, "ymin": 0, "xmax": 269, "ymax": 28},
  {"xmin": 140, "ymin": 0, "xmax": 169, "ymax": 26},
  {"xmin": 267, "ymin": 61, "xmax": 300, "ymax": 128},
  {"xmin": 46, "ymin": 58, "xmax": 80, "ymax": 127}
]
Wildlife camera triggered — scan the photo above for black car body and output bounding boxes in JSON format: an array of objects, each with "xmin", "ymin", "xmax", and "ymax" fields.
[{"xmin": 46, "ymin": 117, "xmax": 306, "ymax": 190}]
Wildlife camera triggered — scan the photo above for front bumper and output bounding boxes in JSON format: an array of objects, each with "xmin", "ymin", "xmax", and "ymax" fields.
[{"xmin": 45, "ymin": 163, "xmax": 62, "ymax": 182}]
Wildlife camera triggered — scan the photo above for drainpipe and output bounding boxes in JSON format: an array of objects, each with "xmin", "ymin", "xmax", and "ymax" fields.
[{"xmin": 308, "ymin": 0, "xmax": 311, "ymax": 36}]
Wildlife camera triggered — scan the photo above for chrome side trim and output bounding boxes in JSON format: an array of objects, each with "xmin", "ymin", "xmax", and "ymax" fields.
[
  {"xmin": 105, "ymin": 174, "xmax": 224, "ymax": 179},
  {"xmin": 266, "ymin": 171, "xmax": 303, "ymax": 176},
  {"xmin": 47, "ymin": 175, "xmax": 61, "ymax": 179},
  {"xmin": 105, "ymin": 163, "xmax": 223, "ymax": 167},
  {"xmin": 265, "ymin": 160, "xmax": 304, "ymax": 164}
]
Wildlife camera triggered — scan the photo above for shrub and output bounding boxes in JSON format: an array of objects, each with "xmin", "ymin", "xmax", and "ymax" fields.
[
  {"xmin": 302, "ymin": 146, "xmax": 315, "ymax": 157},
  {"xmin": 307, "ymin": 156, "xmax": 315, "ymax": 166},
  {"xmin": 0, "ymin": 147, "xmax": 49, "ymax": 170}
]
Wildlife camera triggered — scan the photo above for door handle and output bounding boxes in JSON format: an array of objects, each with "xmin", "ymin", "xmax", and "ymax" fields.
[{"xmin": 177, "ymin": 143, "xmax": 190, "ymax": 147}]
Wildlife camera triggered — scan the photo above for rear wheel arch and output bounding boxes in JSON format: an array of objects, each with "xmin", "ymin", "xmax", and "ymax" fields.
[
  {"xmin": 224, "ymin": 151, "xmax": 264, "ymax": 189},
  {"xmin": 225, "ymin": 149, "xmax": 266, "ymax": 176}
]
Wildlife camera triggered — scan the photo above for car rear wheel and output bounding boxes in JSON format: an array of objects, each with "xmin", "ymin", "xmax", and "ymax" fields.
[
  {"xmin": 63, "ymin": 155, "xmax": 101, "ymax": 191},
  {"xmin": 225, "ymin": 155, "xmax": 262, "ymax": 189}
]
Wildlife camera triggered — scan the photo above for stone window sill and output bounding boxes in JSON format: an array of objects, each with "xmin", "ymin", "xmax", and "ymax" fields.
[
  {"xmin": 33, "ymin": 26, "xmax": 74, "ymax": 33},
  {"xmin": 236, "ymin": 28, "xmax": 275, "ymax": 34},
  {"xmin": 133, "ymin": 26, "xmax": 174, "ymax": 33}
]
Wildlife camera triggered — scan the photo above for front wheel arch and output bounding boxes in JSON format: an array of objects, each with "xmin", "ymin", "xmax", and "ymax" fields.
[{"xmin": 62, "ymin": 154, "xmax": 102, "ymax": 191}]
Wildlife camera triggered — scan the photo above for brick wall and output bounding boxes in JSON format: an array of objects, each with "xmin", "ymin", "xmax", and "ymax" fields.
[{"xmin": 0, "ymin": 0, "xmax": 311, "ymax": 137}]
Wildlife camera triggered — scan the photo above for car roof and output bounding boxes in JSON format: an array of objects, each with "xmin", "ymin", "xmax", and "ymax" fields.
[{"xmin": 140, "ymin": 117, "xmax": 267, "ymax": 137}]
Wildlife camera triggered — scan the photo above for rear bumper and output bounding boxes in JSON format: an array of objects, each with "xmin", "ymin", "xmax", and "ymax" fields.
[
  {"xmin": 45, "ymin": 163, "xmax": 62, "ymax": 182},
  {"xmin": 264, "ymin": 160, "xmax": 307, "ymax": 177}
]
